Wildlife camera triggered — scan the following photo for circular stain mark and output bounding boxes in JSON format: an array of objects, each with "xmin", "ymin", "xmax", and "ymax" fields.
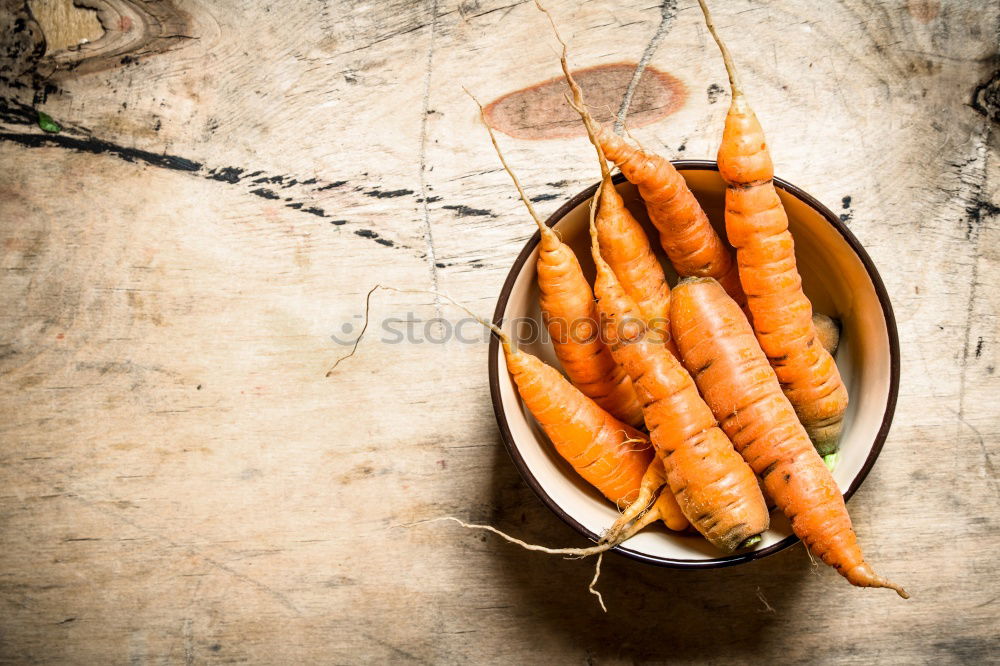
[
  {"xmin": 484, "ymin": 63, "xmax": 686, "ymax": 140},
  {"xmin": 906, "ymin": 0, "xmax": 940, "ymax": 23}
]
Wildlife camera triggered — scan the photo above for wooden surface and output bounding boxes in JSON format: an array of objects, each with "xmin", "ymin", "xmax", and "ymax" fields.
[{"xmin": 1, "ymin": 0, "xmax": 998, "ymax": 663}]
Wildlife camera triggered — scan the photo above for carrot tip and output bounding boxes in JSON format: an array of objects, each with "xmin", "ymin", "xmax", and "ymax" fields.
[{"xmin": 850, "ymin": 563, "xmax": 910, "ymax": 599}]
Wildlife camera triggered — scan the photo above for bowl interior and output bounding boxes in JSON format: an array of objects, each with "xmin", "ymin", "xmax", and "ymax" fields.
[{"xmin": 491, "ymin": 164, "xmax": 896, "ymax": 566}]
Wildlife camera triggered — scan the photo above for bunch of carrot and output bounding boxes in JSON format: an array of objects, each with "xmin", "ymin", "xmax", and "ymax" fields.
[{"xmin": 471, "ymin": 0, "xmax": 907, "ymax": 599}]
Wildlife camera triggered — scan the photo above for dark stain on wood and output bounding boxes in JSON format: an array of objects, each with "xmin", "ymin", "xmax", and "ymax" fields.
[
  {"xmin": 250, "ymin": 187, "xmax": 281, "ymax": 200},
  {"xmin": 442, "ymin": 204, "xmax": 495, "ymax": 218},
  {"xmin": 839, "ymin": 194, "xmax": 854, "ymax": 224},
  {"xmin": 363, "ymin": 188, "xmax": 415, "ymax": 199},
  {"xmin": 354, "ymin": 229, "xmax": 394, "ymax": 247},
  {"xmin": 484, "ymin": 63, "xmax": 686, "ymax": 140},
  {"xmin": 0, "ymin": 128, "xmax": 202, "ymax": 171},
  {"xmin": 207, "ymin": 166, "xmax": 245, "ymax": 184},
  {"xmin": 965, "ymin": 198, "xmax": 1000, "ymax": 240},
  {"xmin": 972, "ymin": 70, "xmax": 999, "ymax": 123},
  {"xmin": 707, "ymin": 83, "xmax": 725, "ymax": 104},
  {"xmin": 0, "ymin": 1, "xmax": 46, "ymax": 87}
]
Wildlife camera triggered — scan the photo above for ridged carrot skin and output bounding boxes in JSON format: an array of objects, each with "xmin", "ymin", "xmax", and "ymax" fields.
[
  {"xmin": 700, "ymin": 0, "xmax": 848, "ymax": 454},
  {"xmin": 670, "ymin": 277, "xmax": 906, "ymax": 597},
  {"xmin": 721, "ymin": 142, "xmax": 848, "ymax": 453},
  {"xmin": 594, "ymin": 178, "xmax": 675, "ymax": 351},
  {"xmin": 597, "ymin": 127, "xmax": 745, "ymax": 305},
  {"xmin": 535, "ymin": 228, "xmax": 644, "ymax": 429},
  {"xmin": 503, "ymin": 340, "xmax": 652, "ymax": 506},
  {"xmin": 588, "ymin": 196, "xmax": 768, "ymax": 551}
]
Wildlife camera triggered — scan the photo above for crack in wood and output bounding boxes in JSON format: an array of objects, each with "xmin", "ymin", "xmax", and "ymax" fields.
[
  {"xmin": 955, "ymin": 113, "xmax": 995, "ymax": 473},
  {"xmin": 417, "ymin": 0, "xmax": 441, "ymax": 314},
  {"xmin": 614, "ymin": 0, "xmax": 678, "ymax": 134}
]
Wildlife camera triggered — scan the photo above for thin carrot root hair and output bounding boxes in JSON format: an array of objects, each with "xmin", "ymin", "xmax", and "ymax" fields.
[
  {"xmin": 432, "ymin": 504, "xmax": 660, "ymax": 561},
  {"xmin": 603, "ymin": 458, "xmax": 667, "ymax": 545},
  {"xmin": 464, "ymin": 87, "xmax": 554, "ymax": 241},
  {"xmin": 615, "ymin": 434, "xmax": 655, "ymax": 455},
  {"xmin": 623, "ymin": 125, "xmax": 649, "ymax": 152},
  {"xmin": 696, "ymin": 0, "xmax": 743, "ymax": 99},
  {"xmin": 324, "ymin": 284, "xmax": 514, "ymax": 375},
  {"xmin": 325, "ymin": 284, "xmax": 380, "ymax": 376},
  {"xmin": 589, "ymin": 554, "xmax": 607, "ymax": 612},
  {"xmin": 432, "ymin": 514, "xmax": 658, "ymax": 612}
]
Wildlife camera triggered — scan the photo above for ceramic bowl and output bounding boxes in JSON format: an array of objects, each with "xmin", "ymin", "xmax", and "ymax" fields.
[{"xmin": 488, "ymin": 161, "xmax": 899, "ymax": 567}]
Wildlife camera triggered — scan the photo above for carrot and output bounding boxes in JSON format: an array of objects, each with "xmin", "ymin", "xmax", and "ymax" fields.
[
  {"xmin": 595, "ymin": 125, "xmax": 744, "ymax": 305},
  {"xmin": 587, "ymin": 188, "xmax": 768, "ymax": 552},
  {"xmin": 698, "ymin": 0, "xmax": 849, "ymax": 455},
  {"xmin": 470, "ymin": 94, "xmax": 645, "ymax": 428},
  {"xmin": 813, "ymin": 313, "xmax": 841, "ymax": 356},
  {"xmin": 670, "ymin": 277, "xmax": 907, "ymax": 596},
  {"xmin": 495, "ymin": 324, "xmax": 652, "ymax": 506},
  {"xmin": 537, "ymin": 5, "xmax": 674, "ymax": 350}
]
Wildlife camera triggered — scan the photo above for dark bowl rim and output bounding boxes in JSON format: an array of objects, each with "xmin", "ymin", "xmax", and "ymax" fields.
[{"xmin": 488, "ymin": 160, "xmax": 900, "ymax": 569}]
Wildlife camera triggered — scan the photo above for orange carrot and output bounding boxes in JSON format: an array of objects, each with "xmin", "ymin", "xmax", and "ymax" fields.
[
  {"xmin": 587, "ymin": 189, "xmax": 767, "ymax": 552},
  {"xmin": 698, "ymin": 0, "xmax": 848, "ymax": 454},
  {"xmin": 538, "ymin": 7, "xmax": 674, "ymax": 350},
  {"xmin": 471, "ymin": 95, "xmax": 644, "ymax": 428},
  {"xmin": 498, "ymin": 327, "xmax": 652, "ymax": 506},
  {"xmin": 596, "ymin": 129, "xmax": 744, "ymax": 305},
  {"xmin": 670, "ymin": 277, "xmax": 907, "ymax": 596}
]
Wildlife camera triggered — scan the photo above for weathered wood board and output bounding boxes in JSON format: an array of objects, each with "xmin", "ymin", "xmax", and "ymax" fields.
[{"xmin": 1, "ymin": 0, "xmax": 998, "ymax": 662}]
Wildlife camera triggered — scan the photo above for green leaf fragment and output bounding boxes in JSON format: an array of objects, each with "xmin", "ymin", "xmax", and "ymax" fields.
[
  {"xmin": 37, "ymin": 110, "xmax": 61, "ymax": 133},
  {"xmin": 823, "ymin": 452, "xmax": 839, "ymax": 471}
]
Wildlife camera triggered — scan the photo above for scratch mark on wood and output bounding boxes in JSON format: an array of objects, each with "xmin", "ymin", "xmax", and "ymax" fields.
[
  {"xmin": 417, "ymin": 0, "xmax": 441, "ymax": 314},
  {"xmin": 362, "ymin": 631, "xmax": 431, "ymax": 664}
]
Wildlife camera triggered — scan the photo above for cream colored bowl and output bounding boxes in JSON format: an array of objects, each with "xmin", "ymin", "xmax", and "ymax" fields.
[{"xmin": 488, "ymin": 162, "xmax": 899, "ymax": 567}]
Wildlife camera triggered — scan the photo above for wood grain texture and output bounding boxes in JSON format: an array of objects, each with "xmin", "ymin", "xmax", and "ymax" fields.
[{"xmin": 1, "ymin": 0, "xmax": 998, "ymax": 663}]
